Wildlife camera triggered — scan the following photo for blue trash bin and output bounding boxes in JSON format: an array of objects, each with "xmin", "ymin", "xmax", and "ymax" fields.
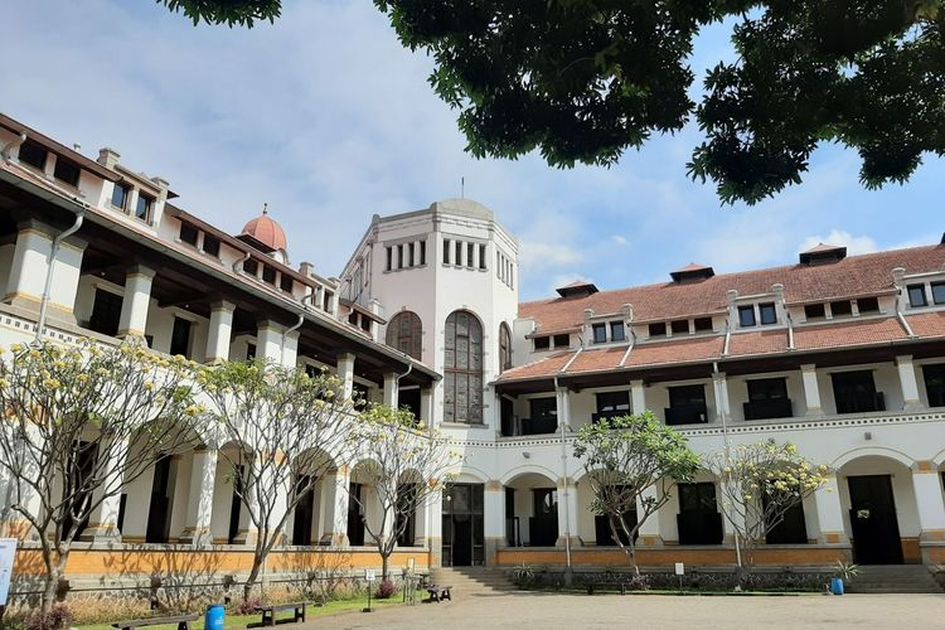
[
  {"xmin": 830, "ymin": 578, "xmax": 844, "ymax": 595},
  {"xmin": 206, "ymin": 604, "xmax": 226, "ymax": 630}
]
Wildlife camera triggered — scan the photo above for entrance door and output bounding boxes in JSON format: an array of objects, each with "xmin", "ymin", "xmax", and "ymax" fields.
[
  {"xmin": 848, "ymin": 475, "xmax": 903, "ymax": 564},
  {"xmin": 441, "ymin": 483, "xmax": 484, "ymax": 566},
  {"xmin": 146, "ymin": 455, "xmax": 174, "ymax": 543}
]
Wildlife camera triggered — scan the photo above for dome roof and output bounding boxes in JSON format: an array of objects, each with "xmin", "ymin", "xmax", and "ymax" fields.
[{"xmin": 240, "ymin": 205, "xmax": 287, "ymax": 253}]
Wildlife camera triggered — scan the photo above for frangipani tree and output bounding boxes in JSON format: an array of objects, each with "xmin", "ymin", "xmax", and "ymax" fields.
[
  {"xmin": 347, "ymin": 405, "xmax": 460, "ymax": 581},
  {"xmin": 0, "ymin": 339, "xmax": 201, "ymax": 612},
  {"xmin": 573, "ymin": 412, "xmax": 700, "ymax": 575},
  {"xmin": 197, "ymin": 361, "xmax": 356, "ymax": 601},
  {"xmin": 708, "ymin": 440, "xmax": 828, "ymax": 583}
]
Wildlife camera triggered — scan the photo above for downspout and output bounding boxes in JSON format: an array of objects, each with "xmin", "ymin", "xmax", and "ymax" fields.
[
  {"xmin": 712, "ymin": 360, "xmax": 742, "ymax": 573},
  {"xmin": 232, "ymin": 251, "xmax": 251, "ymax": 274},
  {"xmin": 721, "ymin": 319, "xmax": 733, "ymax": 357},
  {"xmin": 35, "ymin": 211, "xmax": 85, "ymax": 343},
  {"xmin": 554, "ymin": 376, "xmax": 573, "ymax": 576}
]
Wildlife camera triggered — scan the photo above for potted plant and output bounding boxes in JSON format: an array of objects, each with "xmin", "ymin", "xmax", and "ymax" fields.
[{"xmin": 829, "ymin": 561, "xmax": 859, "ymax": 595}]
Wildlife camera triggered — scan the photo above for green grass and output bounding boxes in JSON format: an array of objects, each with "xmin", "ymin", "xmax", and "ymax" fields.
[{"xmin": 75, "ymin": 596, "xmax": 404, "ymax": 630}]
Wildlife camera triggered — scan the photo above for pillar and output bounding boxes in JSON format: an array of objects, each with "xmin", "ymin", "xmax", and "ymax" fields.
[
  {"xmin": 337, "ymin": 353, "xmax": 355, "ymax": 401},
  {"xmin": 427, "ymin": 489, "xmax": 443, "ymax": 568},
  {"xmin": 712, "ymin": 372, "xmax": 731, "ymax": 423},
  {"xmin": 420, "ymin": 387, "xmax": 433, "ymax": 427},
  {"xmin": 383, "ymin": 372, "xmax": 399, "ymax": 410},
  {"xmin": 911, "ymin": 462, "xmax": 945, "ymax": 558},
  {"xmin": 814, "ymin": 471, "xmax": 848, "ymax": 545},
  {"xmin": 484, "ymin": 480, "xmax": 505, "ymax": 565},
  {"xmin": 896, "ymin": 355, "xmax": 923, "ymax": 411},
  {"xmin": 630, "ymin": 379, "xmax": 646, "ymax": 414},
  {"xmin": 556, "ymin": 477, "xmax": 579, "ymax": 548},
  {"xmin": 318, "ymin": 467, "xmax": 350, "ymax": 546},
  {"xmin": 81, "ymin": 440, "xmax": 128, "ymax": 543},
  {"xmin": 282, "ymin": 329, "xmax": 300, "ymax": 368},
  {"xmin": 256, "ymin": 320, "xmax": 284, "ymax": 364},
  {"xmin": 635, "ymin": 485, "xmax": 663, "ymax": 546},
  {"xmin": 4, "ymin": 219, "xmax": 85, "ymax": 325},
  {"xmin": 801, "ymin": 364, "xmax": 823, "ymax": 416},
  {"xmin": 179, "ymin": 448, "xmax": 218, "ymax": 547},
  {"xmin": 205, "ymin": 300, "xmax": 235, "ymax": 363},
  {"xmin": 117, "ymin": 265, "xmax": 155, "ymax": 338}
]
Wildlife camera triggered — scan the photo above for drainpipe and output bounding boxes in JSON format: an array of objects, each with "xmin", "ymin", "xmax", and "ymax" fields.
[
  {"xmin": 35, "ymin": 211, "xmax": 85, "ymax": 343},
  {"xmin": 554, "ymin": 376, "xmax": 573, "ymax": 577},
  {"xmin": 279, "ymin": 288, "xmax": 317, "ymax": 365},
  {"xmin": 712, "ymin": 360, "xmax": 742, "ymax": 572},
  {"xmin": 232, "ymin": 251, "xmax": 251, "ymax": 274}
]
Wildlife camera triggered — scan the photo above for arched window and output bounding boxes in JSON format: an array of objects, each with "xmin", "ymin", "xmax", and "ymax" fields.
[
  {"xmin": 444, "ymin": 310, "xmax": 483, "ymax": 424},
  {"xmin": 498, "ymin": 322, "xmax": 512, "ymax": 373},
  {"xmin": 386, "ymin": 311, "xmax": 423, "ymax": 359}
]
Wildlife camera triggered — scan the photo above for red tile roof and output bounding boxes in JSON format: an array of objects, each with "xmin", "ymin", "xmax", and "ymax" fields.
[{"xmin": 520, "ymin": 244, "xmax": 945, "ymax": 331}]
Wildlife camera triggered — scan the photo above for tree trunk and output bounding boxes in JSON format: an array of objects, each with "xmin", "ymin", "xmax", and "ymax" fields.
[
  {"xmin": 243, "ymin": 558, "xmax": 263, "ymax": 602},
  {"xmin": 627, "ymin": 542, "xmax": 640, "ymax": 577},
  {"xmin": 41, "ymin": 547, "xmax": 70, "ymax": 614},
  {"xmin": 381, "ymin": 552, "xmax": 390, "ymax": 582}
]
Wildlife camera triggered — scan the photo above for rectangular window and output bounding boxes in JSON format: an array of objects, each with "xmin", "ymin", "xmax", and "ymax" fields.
[
  {"xmin": 397, "ymin": 244, "xmax": 404, "ymax": 269},
  {"xmin": 360, "ymin": 316, "xmax": 372, "ymax": 333},
  {"xmin": 529, "ymin": 397, "xmax": 558, "ymax": 421},
  {"xmin": 908, "ymin": 284, "xmax": 928, "ymax": 307},
  {"xmin": 694, "ymin": 317, "xmax": 713, "ymax": 332},
  {"xmin": 455, "ymin": 240, "xmax": 463, "ymax": 266},
  {"xmin": 169, "ymin": 317, "xmax": 192, "ymax": 357},
  {"xmin": 466, "ymin": 242, "xmax": 474, "ymax": 268},
  {"xmin": 759, "ymin": 302, "xmax": 777, "ymax": 325},
  {"xmin": 595, "ymin": 391, "xmax": 630, "ymax": 414},
  {"xmin": 385, "ymin": 246, "xmax": 392, "ymax": 271},
  {"xmin": 419, "ymin": 240, "xmax": 426, "ymax": 265},
  {"xmin": 279, "ymin": 273, "xmax": 293, "ymax": 293},
  {"xmin": 610, "ymin": 321, "xmax": 626, "ymax": 342},
  {"xmin": 135, "ymin": 194, "xmax": 153, "ymax": 222},
  {"xmin": 738, "ymin": 305, "xmax": 756, "ymax": 327},
  {"xmin": 666, "ymin": 385, "xmax": 708, "ymax": 425},
  {"xmin": 923, "ymin": 364, "xmax": 945, "ymax": 407},
  {"xmin": 18, "ymin": 140, "xmax": 47, "ymax": 170},
  {"xmin": 744, "ymin": 377, "xmax": 792, "ymax": 420},
  {"xmin": 747, "ymin": 377, "xmax": 788, "ymax": 401},
  {"xmin": 552, "ymin": 333, "xmax": 570, "ymax": 348},
  {"xmin": 648, "ymin": 322, "xmax": 667, "ymax": 337},
  {"xmin": 592, "ymin": 323, "xmax": 607, "ymax": 344},
  {"xmin": 408, "ymin": 242, "xmax": 415, "ymax": 267},
  {"xmin": 804, "ymin": 303, "xmax": 826, "ymax": 320},
  {"xmin": 348, "ymin": 311, "xmax": 359, "ymax": 326},
  {"xmin": 323, "ymin": 291, "xmax": 333, "ymax": 311},
  {"xmin": 479, "ymin": 244, "xmax": 486, "ymax": 270},
  {"xmin": 857, "ymin": 296, "xmax": 880, "ymax": 313},
  {"xmin": 243, "ymin": 258, "xmax": 258, "ymax": 276},
  {"xmin": 179, "ymin": 223, "xmax": 198, "ymax": 246},
  {"xmin": 88, "ymin": 288, "xmax": 123, "ymax": 337},
  {"xmin": 53, "ymin": 159, "xmax": 80, "ymax": 187},
  {"xmin": 443, "ymin": 239, "xmax": 451, "ymax": 264},
  {"xmin": 262, "ymin": 265, "xmax": 277, "ymax": 284},
  {"xmin": 111, "ymin": 183, "xmax": 130, "ymax": 210},
  {"xmin": 830, "ymin": 300, "xmax": 852, "ymax": 317},
  {"xmin": 533, "ymin": 336, "xmax": 550, "ymax": 351},
  {"xmin": 831, "ymin": 370, "xmax": 883, "ymax": 414},
  {"xmin": 202, "ymin": 234, "xmax": 220, "ymax": 257},
  {"xmin": 931, "ymin": 282, "xmax": 945, "ymax": 305},
  {"xmin": 671, "ymin": 319, "xmax": 690, "ymax": 334},
  {"xmin": 246, "ymin": 343, "xmax": 256, "ymax": 360}
]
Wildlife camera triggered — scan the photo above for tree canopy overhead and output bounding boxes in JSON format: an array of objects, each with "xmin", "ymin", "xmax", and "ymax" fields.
[{"xmin": 161, "ymin": 0, "xmax": 945, "ymax": 205}]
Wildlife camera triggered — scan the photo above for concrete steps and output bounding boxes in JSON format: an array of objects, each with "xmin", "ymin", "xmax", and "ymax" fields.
[
  {"xmin": 846, "ymin": 565, "xmax": 943, "ymax": 593},
  {"xmin": 428, "ymin": 566, "xmax": 518, "ymax": 596}
]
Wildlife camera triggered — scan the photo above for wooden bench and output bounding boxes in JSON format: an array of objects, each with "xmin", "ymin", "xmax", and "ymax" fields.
[
  {"xmin": 254, "ymin": 602, "xmax": 308, "ymax": 626},
  {"xmin": 112, "ymin": 614, "xmax": 200, "ymax": 630},
  {"xmin": 426, "ymin": 585, "xmax": 452, "ymax": 603}
]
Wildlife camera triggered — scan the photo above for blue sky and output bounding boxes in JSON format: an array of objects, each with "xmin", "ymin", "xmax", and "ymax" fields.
[{"xmin": 3, "ymin": 1, "xmax": 943, "ymax": 301}]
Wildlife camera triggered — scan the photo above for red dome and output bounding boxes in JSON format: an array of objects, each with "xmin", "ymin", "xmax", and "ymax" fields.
[{"xmin": 240, "ymin": 207, "xmax": 287, "ymax": 252}]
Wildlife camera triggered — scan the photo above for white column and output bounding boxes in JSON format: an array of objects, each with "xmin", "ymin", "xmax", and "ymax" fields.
[
  {"xmin": 814, "ymin": 471, "xmax": 848, "ymax": 545},
  {"xmin": 420, "ymin": 387, "xmax": 434, "ymax": 427},
  {"xmin": 427, "ymin": 489, "xmax": 443, "ymax": 568},
  {"xmin": 282, "ymin": 329, "xmax": 300, "ymax": 368},
  {"xmin": 337, "ymin": 353, "xmax": 356, "ymax": 401},
  {"xmin": 82, "ymin": 440, "xmax": 129, "ymax": 543},
  {"xmin": 117, "ymin": 265, "xmax": 155, "ymax": 338},
  {"xmin": 556, "ymin": 477, "xmax": 579, "ymax": 548},
  {"xmin": 911, "ymin": 462, "xmax": 945, "ymax": 546},
  {"xmin": 896, "ymin": 355, "xmax": 923, "ymax": 411},
  {"xmin": 383, "ymin": 372, "xmax": 399, "ymax": 409},
  {"xmin": 636, "ymin": 485, "xmax": 662, "ymax": 546},
  {"xmin": 484, "ymin": 480, "xmax": 505, "ymax": 564},
  {"xmin": 256, "ymin": 320, "xmax": 284, "ymax": 364},
  {"xmin": 630, "ymin": 379, "xmax": 647, "ymax": 414},
  {"xmin": 318, "ymin": 467, "xmax": 350, "ymax": 546},
  {"xmin": 801, "ymin": 364, "xmax": 823, "ymax": 416},
  {"xmin": 555, "ymin": 386, "xmax": 571, "ymax": 430},
  {"xmin": 179, "ymin": 448, "xmax": 218, "ymax": 547},
  {"xmin": 712, "ymin": 372, "xmax": 732, "ymax": 423},
  {"xmin": 205, "ymin": 300, "xmax": 235, "ymax": 363}
]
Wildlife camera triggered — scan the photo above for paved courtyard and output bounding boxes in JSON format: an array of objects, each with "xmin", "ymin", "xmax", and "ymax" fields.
[{"xmin": 311, "ymin": 591, "xmax": 945, "ymax": 630}]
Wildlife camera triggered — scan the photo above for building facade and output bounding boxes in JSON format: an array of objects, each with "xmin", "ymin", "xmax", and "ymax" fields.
[{"xmin": 1, "ymin": 114, "xmax": 945, "ymax": 591}]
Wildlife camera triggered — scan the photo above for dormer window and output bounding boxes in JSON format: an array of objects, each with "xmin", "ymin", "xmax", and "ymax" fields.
[
  {"xmin": 908, "ymin": 284, "xmax": 928, "ymax": 307},
  {"xmin": 592, "ymin": 323, "xmax": 607, "ymax": 344},
  {"xmin": 671, "ymin": 319, "xmax": 689, "ymax": 334},
  {"xmin": 243, "ymin": 258, "xmax": 258, "ymax": 276},
  {"xmin": 179, "ymin": 223, "xmax": 198, "ymax": 246},
  {"xmin": 738, "ymin": 305, "xmax": 756, "ymax": 327},
  {"xmin": 202, "ymin": 234, "xmax": 220, "ymax": 257},
  {"xmin": 932, "ymin": 282, "xmax": 945, "ymax": 305},
  {"xmin": 857, "ymin": 297, "xmax": 880, "ymax": 313},
  {"xmin": 111, "ymin": 183, "xmax": 130, "ymax": 210},
  {"xmin": 830, "ymin": 300, "xmax": 852, "ymax": 317},
  {"xmin": 280, "ymin": 274, "xmax": 294, "ymax": 293},
  {"xmin": 610, "ymin": 321, "xmax": 626, "ymax": 342},
  {"xmin": 18, "ymin": 140, "xmax": 47, "ymax": 170},
  {"xmin": 649, "ymin": 322, "xmax": 667, "ymax": 337},
  {"xmin": 135, "ymin": 193, "xmax": 153, "ymax": 222},
  {"xmin": 262, "ymin": 265, "xmax": 277, "ymax": 285},
  {"xmin": 694, "ymin": 317, "xmax": 713, "ymax": 332},
  {"xmin": 53, "ymin": 158, "xmax": 80, "ymax": 187},
  {"xmin": 759, "ymin": 302, "xmax": 777, "ymax": 325},
  {"xmin": 553, "ymin": 333, "xmax": 570, "ymax": 348},
  {"xmin": 805, "ymin": 303, "xmax": 826, "ymax": 320},
  {"xmin": 534, "ymin": 336, "xmax": 550, "ymax": 351}
]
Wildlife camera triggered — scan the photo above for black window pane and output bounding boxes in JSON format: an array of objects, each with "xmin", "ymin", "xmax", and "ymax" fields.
[
  {"xmin": 747, "ymin": 378, "xmax": 788, "ymax": 400},
  {"xmin": 592, "ymin": 323, "xmax": 607, "ymax": 343},
  {"xmin": 857, "ymin": 297, "xmax": 880, "ymax": 313},
  {"xmin": 202, "ymin": 235, "xmax": 220, "ymax": 257},
  {"xmin": 648, "ymin": 322, "xmax": 667, "ymax": 337},
  {"xmin": 169, "ymin": 317, "xmax": 192, "ymax": 357},
  {"xmin": 534, "ymin": 336, "xmax": 550, "ymax": 350},
  {"xmin": 932, "ymin": 283, "xmax": 945, "ymax": 305},
  {"xmin": 88, "ymin": 289, "xmax": 123, "ymax": 337},
  {"xmin": 759, "ymin": 302, "xmax": 777, "ymax": 325},
  {"xmin": 529, "ymin": 397, "xmax": 557, "ymax": 420},
  {"xmin": 596, "ymin": 391, "xmax": 630, "ymax": 413},
  {"xmin": 908, "ymin": 284, "xmax": 928, "ymax": 307},
  {"xmin": 18, "ymin": 141, "xmax": 47, "ymax": 170},
  {"xmin": 135, "ymin": 195, "xmax": 153, "ymax": 221},
  {"xmin": 830, "ymin": 300, "xmax": 852, "ymax": 317},
  {"xmin": 111, "ymin": 184, "xmax": 129, "ymax": 209},
  {"xmin": 552, "ymin": 333, "xmax": 570, "ymax": 348},
  {"xmin": 262, "ymin": 266, "xmax": 277, "ymax": 284},
  {"xmin": 669, "ymin": 385, "xmax": 706, "ymax": 406},
  {"xmin": 831, "ymin": 370, "xmax": 881, "ymax": 414},
  {"xmin": 54, "ymin": 159, "xmax": 80, "ymax": 187},
  {"xmin": 804, "ymin": 303, "xmax": 826, "ymax": 320},
  {"xmin": 694, "ymin": 317, "xmax": 713, "ymax": 332},
  {"xmin": 419, "ymin": 240, "xmax": 426, "ymax": 265},
  {"xmin": 924, "ymin": 364, "xmax": 945, "ymax": 407},
  {"xmin": 610, "ymin": 321, "xmax": 625, "ymax": 342},
  {"xmin": 243, "ymin": 258, "xmax": 258, "ymax": 275},
  {"xmin": 179, "ymin": 223, "xmax": 198, "ymax": 246},
  {"xmin": 671, "ymin": 319, "xmax": 689, "ymax": 334},
  {"xmin": 738, "ymin": 305, "xmax": 756, "ymax": 327}
]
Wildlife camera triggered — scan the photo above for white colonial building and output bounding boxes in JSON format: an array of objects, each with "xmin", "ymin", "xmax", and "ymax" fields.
[{"xmin": 1, "ymin": 114, "xmax": 944, "ymax": 588}]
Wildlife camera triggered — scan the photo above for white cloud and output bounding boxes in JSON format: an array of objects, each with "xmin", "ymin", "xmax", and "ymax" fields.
[
  {"xmin": 799, "ymin": 230, "xmax": 878, "ymax": 256},
  {"xmin": 519, "ymin": 241, "xmax": 583, "ymax": 272},
  {"xmin": 611, "ymin": 235, "xmax": 628, "ymax": 246}
]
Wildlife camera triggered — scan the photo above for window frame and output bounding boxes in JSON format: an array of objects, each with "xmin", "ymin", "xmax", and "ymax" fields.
[
  {"xmin": 610, "ymin": 321, "xmax": 626, "ymax": 342},
  {"xmin": 111, "ymin": 183, "xmax": 130, "ymax": 210},
  {"xmin": 17, "ymin": 140, "xmax": 48, "ymax": 170},
  {"xmin": 135, "ymin": 193, "xmax": 154, "ymax": 222},
  {"xmin": 804, "ymin": 303, "xmax": 826, "ymax": 320},
  {"xmin": 592, "ymin": 323, "xmax": 607, "ymax": 344},
  {"xmin": 758, "ymin": 302, "xmax": 777, "ymax": 325},
  {"xmin": 202, "ymin": 234, "xmax": 221, "ymax": 258},
  {"xmin": 931, "ymin": 282, "xmax": 945, "ymax": 306},
  {"xmin": 533, "ymin": 336, "xmax": 551, "ymax": 351},
  {"xmin": 648, "ymin": 322, "xmax": 667, "ymax": 337},
  {"xmin": 670, "ymin": 319, "xmax": 689, "ymax": 335},
  {"xmin": 908, "ymin": 283, "xmax": 928, "ymax": 307},
  {"xmin": 738, "ymin": 305, "xmax": 757, "ymax": 328},
  {"xmin": 178, "ymin": 223, "xmax": 199, "ymax": 246}
]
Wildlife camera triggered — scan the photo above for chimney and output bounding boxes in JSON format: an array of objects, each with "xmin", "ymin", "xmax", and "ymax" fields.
[
  {"xmin": 97, "ymin": 147, "xmax": 120, "ymax": 169},
  {"xmin": 298, "ymin": 261, "xmax": 315, "ymax": 277}
]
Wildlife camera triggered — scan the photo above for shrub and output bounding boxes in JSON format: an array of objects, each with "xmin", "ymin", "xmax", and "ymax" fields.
[
  {"xmin": 25, "ymin": 604, "xmax": 73, "ymax": 630},
  {"xmin": 624, "ymin": 574, "xmax": 651, "ymax": 592},
  {"xmin": 232, "ymin": 596, "xmax": 265, "ymax": 616},
  {"xmin": 375, "ymin": 580, "xmax": 396, "ymax": 600},
  {"xmin": 67, "ymin": 596, "xmax": 152, "ymax": 625}
]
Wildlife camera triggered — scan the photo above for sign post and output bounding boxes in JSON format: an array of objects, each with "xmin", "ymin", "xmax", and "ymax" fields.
[
  {"xmin": 674, "ymin": 562, "xmax": 685, "ymax": 591},
  {"xmin": 362, "ymin": 569, "xmax": 376, "ymax": 613}
]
